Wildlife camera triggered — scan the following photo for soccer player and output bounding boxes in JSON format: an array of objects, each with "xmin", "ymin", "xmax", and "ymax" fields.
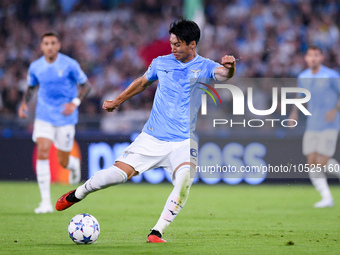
[
  {"xmin": 289, "ymin": 45, "xmax": 340, "ymax": 208},
  {"xmin": 56, "ymin": 18, "xmax": 235, "ymax": 242},
  {"xmin": 18, "ymin": 32, "xmax": 91, "ymax": 214}
]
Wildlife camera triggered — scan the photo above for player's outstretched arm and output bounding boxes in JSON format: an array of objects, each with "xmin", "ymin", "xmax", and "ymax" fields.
[
  {"xmin": 103, "ymin": 74, "xmax": 154, "ymax": 112},
  {"xmin": 18, "ymin": 86, "xmax": 36, "ymax": 118},
  {"xmin": 214, "ymin": 55, "xmax": 236, "ymax": 82}
]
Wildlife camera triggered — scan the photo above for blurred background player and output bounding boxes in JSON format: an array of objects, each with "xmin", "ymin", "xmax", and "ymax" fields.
[
  {"xmin": 18, "ymin": 31, "xmax": 91, "ymax": 214},
  {"xmin": 289, "ymin": 45, "xmax": 340, "ymax": 208},
  {"xmin": 56, "ymin": 18, "xmax": 236, "ymax": 242}
]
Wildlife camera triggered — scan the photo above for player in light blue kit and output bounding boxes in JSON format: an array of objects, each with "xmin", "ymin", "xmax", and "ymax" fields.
[
  {"xmin": 56, "ymin": 18, "xmax": 235, "ymax": 242},
  {"xmin": 19, "ymin": 32, "xmax": 91, "ymax": 214},
  {"xmin": 289, "ymin": 45, "xmax": 340, "ymax": 208}
]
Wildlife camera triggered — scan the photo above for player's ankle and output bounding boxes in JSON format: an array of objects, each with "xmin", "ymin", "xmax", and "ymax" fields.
[
  {"xmin": 66, "ymin": 190, "xmax": 81, "ymax": 202},
  {"xmin": 149, "ymin": 229, "xmax": 162, "ymax": 238}
]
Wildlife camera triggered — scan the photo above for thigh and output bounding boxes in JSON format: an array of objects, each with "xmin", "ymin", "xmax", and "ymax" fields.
[
  {"xmin": 116, "ymin": 153, "xmax": 165, "ymax": 174},
  {"xmin": 55, "ymin": 124, "xmax": 75, "ymax": 152},
  {"xmin": 32, "ymin": 119, "xmax": 56, "ymax": 142},
  {"xmin": 302, "ymin": 131, "xmax": 318, "ymax": 156},
  {"xmin": 115, "ymin": 132, "xmax": 170, "ymax": 174},
  {"xmin": 168, "ymin": 138, "xmax": 198, "ymax": 175},
  {"xmin": 316, "ymin": 129, "xmax": 338, "ymax": 158}
]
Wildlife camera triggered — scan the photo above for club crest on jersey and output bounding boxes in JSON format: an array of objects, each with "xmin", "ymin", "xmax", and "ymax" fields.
[
  {"xmin": 190, "ymin": 69, "xmax": 202, "ymax": 78},
  {"xmin": 58, "ymin": 70, "xmax": 64, "ymax": 77}
]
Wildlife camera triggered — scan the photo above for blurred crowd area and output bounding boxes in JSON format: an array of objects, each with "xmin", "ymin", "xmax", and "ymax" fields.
[{"xmin": 0, "ymin": 0, "xmax": 339, "ymax": 134}]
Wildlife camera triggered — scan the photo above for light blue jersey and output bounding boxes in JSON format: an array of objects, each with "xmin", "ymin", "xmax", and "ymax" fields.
[
  {"xmin": 298, "ymin": 65, "xmax": 340, "ymax": 131},
  {"xmin": 27, "ymin": 53, "xmax": 87, "ymax": 126},
  {"xmin": 143, "ymin": 54, "xmax": 221, "ymax": 141}
]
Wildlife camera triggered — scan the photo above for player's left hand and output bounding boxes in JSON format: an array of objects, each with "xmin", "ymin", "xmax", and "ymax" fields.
[
  {"xmin": 62, "ymin": 102, "xmax": 77, "ymax": 115},
  {"xmin": 325, "ymin": 108, "xmax": 337, "ymax": 122},
  {"xmin": 221, "ymin": 55, "xmax": 236, "ymax": 69}
]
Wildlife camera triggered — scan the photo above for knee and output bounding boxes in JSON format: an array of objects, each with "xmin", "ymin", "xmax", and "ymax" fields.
[
  {"xmin": 37, "ymin": 147, "xmax": 50, "ymax": 160},
  {"xmin": 114, "ymin": 161, "xmax": 137, "ymax": 180}
]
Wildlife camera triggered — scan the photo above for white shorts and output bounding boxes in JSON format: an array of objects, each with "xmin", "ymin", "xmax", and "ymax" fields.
[
  {"xmin": 116, "ymin": 132, "xmax": 198, "ymax": 176},
  {"xmin": 32, "ymin": 119, "xmax": 75, "ymax": 152},
  {"xmin": 302, "ymin": 130, "xmax": 338, "ymax": 157}
]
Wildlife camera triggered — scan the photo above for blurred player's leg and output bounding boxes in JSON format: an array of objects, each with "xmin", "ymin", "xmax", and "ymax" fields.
[
  {"xmin": 309, "ymin": 131, "xmax": 338, "ymax": 207},
  {"xmin": 309, "ymin": 169, "xmax": 333, "ymax": 208},
  {"xmin": 57, "ymin": 150, "xmax": 81, "ymax": 185},
  {"xmin": 305, "ymin": 138, "xmax": 335, "ymax": 208},
  {"xmin": 311, "ymin": 157, "xmax": 340, "ymax": 208},
  {"xmin": 56, "ymin": 125, "xmax": 80, "ymax": 185},
  {"xmin": 35, "ymin": 137, "xmax": 53, "ymax": 214},
  {"xmin": 326, "ymin": 158, "xmax": 340, "ymax": 178},
  {"xmin": 308, "ymin": 152, "xmax": 333, "ymax": 208},
  {"xmin": 67, "ymin": 155, "xmax": 81, "ymax": 185},
  {"xmin": 148, "ymin": 165, "xmax": 194, "ymax": 243}
]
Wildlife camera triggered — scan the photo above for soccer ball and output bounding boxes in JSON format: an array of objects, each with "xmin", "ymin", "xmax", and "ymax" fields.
[{"xmin": 68, "ymin": 213, "xmax": 100, "ymax": 244}]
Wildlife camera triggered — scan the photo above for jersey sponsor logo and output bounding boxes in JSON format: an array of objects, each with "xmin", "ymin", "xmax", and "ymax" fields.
[{"xmin": 190, "ymin": 69, "xmax": 202, "ymax": 78}]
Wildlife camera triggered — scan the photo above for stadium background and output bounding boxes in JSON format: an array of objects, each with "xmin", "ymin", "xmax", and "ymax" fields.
[{"xmin": 0, "ymin": 0, "xmax": 340, "ymax": 185}]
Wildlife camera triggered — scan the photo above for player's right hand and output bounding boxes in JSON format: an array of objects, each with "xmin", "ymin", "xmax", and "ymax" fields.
[
  {"xmin": 102, "ymin": 100, "xmax": 119, "ymax": 112},
  {"xmin": 221, "ymin": 55, "xmax": 236, "ymax": 69},
  {"xmin": 18, "ymin": 102, "xmax": 28, "ymax": 118}
]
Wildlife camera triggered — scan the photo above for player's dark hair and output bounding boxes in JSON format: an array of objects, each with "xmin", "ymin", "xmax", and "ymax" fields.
[
  {"xmin": 306, "ymin": 45, "xmax": 322, "ymax": 54},
  {"xmin": 169, "ymin": 17, "xmax": 200, "ymax": 45},
  {"xmin": 41, "ymin": 31, "xmax": 60, "ymax": 41}
]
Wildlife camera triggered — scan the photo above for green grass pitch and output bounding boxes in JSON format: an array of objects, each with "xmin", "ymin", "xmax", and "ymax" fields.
[{"xmin": 1, "ymin": 182, "xmax": 340, "ymax": 255}]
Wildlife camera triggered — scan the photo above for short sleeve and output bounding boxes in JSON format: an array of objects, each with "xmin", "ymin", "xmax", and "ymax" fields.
[
  {"xmin": 209, "ymin": 60, "xmax": 223, "ymax": 81},
  {"xmin": 146, "ymin": 58, "xmax": 158, "ymax": 81},
  {"xmin": 71, "ymin": 60, "xmax": 88, "ymax": 84},
  {"xmin": 27, "ymin": 64, "xmax": 39, "ymax": 87}
]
